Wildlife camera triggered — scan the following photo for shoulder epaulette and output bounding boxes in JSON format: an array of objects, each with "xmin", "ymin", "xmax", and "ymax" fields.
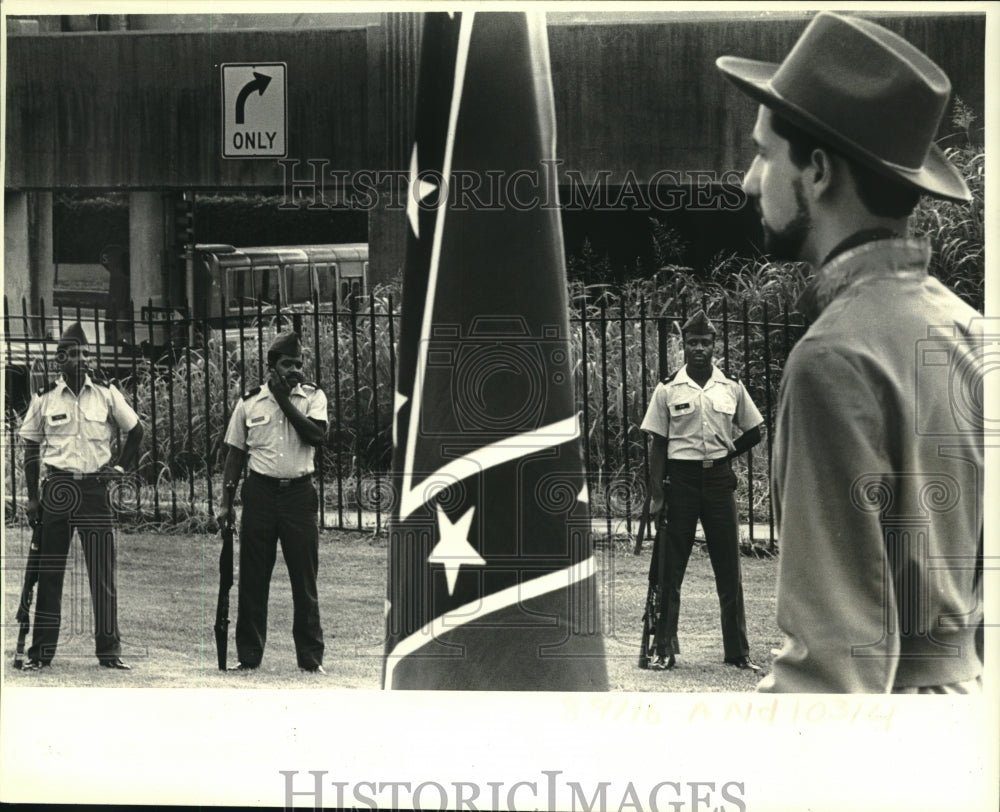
[
  {"xmin": 242, "ymin": 386, "xmax": 262, "ymax": 401},
  {"xmin": 659, "ymin": 370, "xmax": 679, "ymax": 385},
  {"xmin": 727, "ymin": 372, "xmax": 740, "ymax": 383},
  {"xmin": 89, "ymin": 370, "xmax": 110, "ymax": 387},
  {"xmin": 36, "ymin": 380, "xmax": 58, "ymax": 397},
  {"xmin": 299, "ymin": 381, "xmax": 323, "ymax": 393}
]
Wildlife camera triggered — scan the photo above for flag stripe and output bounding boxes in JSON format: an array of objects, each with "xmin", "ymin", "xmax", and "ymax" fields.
[
  {"xmin": 399, "ymin": 414, "xmax": 580, "ymax": 520},
  {"xmin": 383, "ymin": 555, "xmax": 598, "ymax": 690},
  {"xmin": 400, "ymin": 12, "xmax": 476, "ymax": 521}
]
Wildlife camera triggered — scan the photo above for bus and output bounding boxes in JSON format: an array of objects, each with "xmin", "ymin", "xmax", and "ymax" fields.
[{"xmin": 191, "ymin": 242, "xmax": 369, "ymax": 324}]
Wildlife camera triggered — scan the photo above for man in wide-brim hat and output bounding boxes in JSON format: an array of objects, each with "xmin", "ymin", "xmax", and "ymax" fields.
[{"xmin": 717, "ymin": 12, "xmax": 983, "ymax": 693}]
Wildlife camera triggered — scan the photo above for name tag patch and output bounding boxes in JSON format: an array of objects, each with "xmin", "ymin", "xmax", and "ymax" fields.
[
  {"xmin": 671, "ymin": 402, "xmax": 694, "ymax": 415},
  {"xmin": 248, "ymin": 414, "xmax": 270, "ymax": 427},
  {"xmin": 47, "ymin": 413, "xmax": 71, "ymax": 425}
]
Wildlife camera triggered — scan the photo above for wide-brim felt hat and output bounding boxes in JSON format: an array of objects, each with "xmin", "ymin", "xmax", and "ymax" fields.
[{"xmin": 716, "ymin": 12, "xmax": 970, "ymax": 203}]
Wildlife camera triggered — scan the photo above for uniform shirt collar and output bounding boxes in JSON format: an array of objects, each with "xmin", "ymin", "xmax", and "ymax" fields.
[
  {"xmin": 261, "ymin": 381, "xmax": 306, "ymax": 399},
  {"xmin": 55, "ymin": 373, "xmax": 97, "ymax": 395},
  {"xmin": 796, "ymin": 236, "xmax": 931, "ymax": 323},
  {"xmin": 674, "ymin": 364, "xmax": 726, "ymax": 388}
]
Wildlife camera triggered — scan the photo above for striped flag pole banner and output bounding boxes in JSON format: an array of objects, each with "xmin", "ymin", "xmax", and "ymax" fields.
[{"xmin": 383, "ymin": 10, "xmax": 609, "ymax": 690}]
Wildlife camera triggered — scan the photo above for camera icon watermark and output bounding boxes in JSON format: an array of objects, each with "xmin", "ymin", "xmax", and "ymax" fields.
[{"xmin": 915, "ymin": 317, "xmax": 1000, "ymax": 436}]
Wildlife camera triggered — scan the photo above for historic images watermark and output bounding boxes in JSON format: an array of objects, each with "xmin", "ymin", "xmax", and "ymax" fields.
[
  {"xmin": 279, "ymin": 770, "xmax": 748, "ymax": 812},
  {"xmin": 278, "ymin": 159, "xmax": 747, "ymax": 213}
]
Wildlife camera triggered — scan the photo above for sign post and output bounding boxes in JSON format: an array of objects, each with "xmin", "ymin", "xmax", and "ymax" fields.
[{"xmin": 221, "ymin": 63, "xmax": 287, "ymax": 159}]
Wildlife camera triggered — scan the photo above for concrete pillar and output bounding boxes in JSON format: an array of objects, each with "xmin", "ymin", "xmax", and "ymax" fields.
[
  {"xmin": 129, "ymin": 191, "xmax": 165, "ymax": 313},
  {"xmin": 367, "ymin": 14, "xmax": 420, "ymax": 288},
  {"xmin": 5, "ymin": 191, "xmax": 55, "ymax": 335},
  {"xmin": 33, "ymin": 192, "xmax": 56, "ymax": 336},
  {"xmin": 4, "ymin": 191, "xmax": 31, "ymax": 322}
]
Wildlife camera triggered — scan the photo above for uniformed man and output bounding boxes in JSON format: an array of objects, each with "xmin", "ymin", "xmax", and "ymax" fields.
[
  {"xmin": 218, "ymin": 330, "xmax": 328, "ymax": 673},
  {"xmin": 641, "ymin": 310, "xmax": 764, "ymax": 672},
  {"xmin": 18, "ymin": 322, "xmax": 143, "ymax": 671}
]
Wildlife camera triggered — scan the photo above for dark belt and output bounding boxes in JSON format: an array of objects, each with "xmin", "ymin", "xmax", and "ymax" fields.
[
  {"xmin": 248, "ymin": 471, "xmax": 312, "ymax": 488},
  {"xmin": 668, "ymin": 457, "xmax": 730, "ymax": 470},
  {"xmin": 46, "ymin": 467, "xmax": 99, "ymax": 479}
]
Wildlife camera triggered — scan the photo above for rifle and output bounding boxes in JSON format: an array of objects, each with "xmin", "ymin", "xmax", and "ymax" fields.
[
  {"xmin": 632, "ymin": 489, "xmax": 652, "ymax": 555},
  {"xmin": 214, "ymin": 508, "xmax": 235, "ymax": 671},
  {"xmin": 638, "ymin": 490, "xmax": 669, "ymax": 670},
  {"xmin": 14, "ymin": 520, "xmax": 43, "ymax": 669}
]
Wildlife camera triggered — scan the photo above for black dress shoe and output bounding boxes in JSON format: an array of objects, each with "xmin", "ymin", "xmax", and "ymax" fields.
[
  {"xmin": 300, "ymin": 664, "xmax": 326, "ymax": 674},
  {"xmin": 100, "ymin": 658, "xmax": 131, "ymax": 670},
  {"xmin": 724, "ymin": 656, "xmax": 761, "ymax": 672},
  {"xmin": 228, "ymin": 662, "xmax": 258, "ymax": 671},
  {"xmin": 650, "ymin": 654, "xmax": 676, "ymax": 671},
  {"xmin": 22, "ymin": 660, "xmax": 51, "ymax": 672}
]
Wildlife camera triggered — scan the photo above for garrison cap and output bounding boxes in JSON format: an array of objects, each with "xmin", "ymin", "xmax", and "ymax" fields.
[
  {"xmin": 267, "ymin": 330, "xmax": 303, "ymax": 358},
  {"xmin": 682, "ymin": 310, "xmax": 717, "ymax": 336},
  {"xmin": 57, "ymin": 322, "xmax": 89, "ymax": 351}
]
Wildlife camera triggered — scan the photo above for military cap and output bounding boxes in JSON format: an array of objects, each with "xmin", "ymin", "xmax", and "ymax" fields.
[
  {"xmin": 267, "ymin": 330, "xmax": 303, "ymax": 358},
  {"xmin": 57, "ymin": 322, "xmax": 90, "ymax": 351},
  {"xmin": 681, "ymin": 310, "xmax": 716, "ymax": 336}
]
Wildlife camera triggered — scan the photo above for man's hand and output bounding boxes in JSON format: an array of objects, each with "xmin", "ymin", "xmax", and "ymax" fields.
[
  {"xmin": 268, "ymin": 368, "xmax": 293, "ymax": 399},
  {"xmin": 26, "ymin": 497, "xmax": 41, "ymax": 528},
  {"xmin": 649, "ymin": 494, "xmax": 664, "ymax": 526},
  {"xmin": 216, "ymin": 505, "xmax": 236, "ymax": 531}
]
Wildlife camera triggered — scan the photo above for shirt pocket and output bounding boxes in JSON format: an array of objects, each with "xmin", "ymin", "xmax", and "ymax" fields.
[
  {"xmin": 666, "ymin": 390, "xmax": 696, "ymax": 418},
  {"xmin": 707, "ymin": 389, "xmax": 737, "ymax": 416},
  {"xmin": 246, "ymin": 412, "xmax": 271, "ymax": 431},
  {"xmin": 80, "ymin": 399, "xmax": 110, "ymax": 441},
  {"xmin": 44, "ymin": 407, "xmax": 75, "ymax": 434}
]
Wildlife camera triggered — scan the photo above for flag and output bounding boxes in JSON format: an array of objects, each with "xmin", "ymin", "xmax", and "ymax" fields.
[{"xmin": 383, "ymin": 11, "xmax": 608, "ymax": 690}]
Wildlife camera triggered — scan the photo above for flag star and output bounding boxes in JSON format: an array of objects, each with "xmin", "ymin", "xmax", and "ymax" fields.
[
  {"xmin": 392, "ymin": 391, "xmax": 409, "ymax": 448},
  {"xmin": 428, "ymin": 504, "xmax": 484, "ymax": 596},
  {"xmin": 407, "ymin": 142, "xmax": 438, "ymax": 239}
]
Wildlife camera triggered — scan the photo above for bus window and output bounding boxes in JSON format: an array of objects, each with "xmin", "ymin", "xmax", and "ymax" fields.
[
  {"xmin": 226, "ymin": 269, "xmax": 249, "ymax": 307},
  {"xmin": 341, "ymin": 277, "xmax": 362, "ymax": 310},
  {"xmin": 285, "ymin": 263, "xmax": 312, "ymax": 303},
  {"xmin": 316, "ymin": 263, "xmax": 336, "ymax": 302},
  {"xmin": 256, "ymin": 266, "xmax": 279, "ymax": 304}
]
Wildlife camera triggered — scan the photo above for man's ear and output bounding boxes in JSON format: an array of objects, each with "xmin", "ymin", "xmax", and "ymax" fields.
[{"xmin": 807, "ymin": 147, "xmax": 835, "ymax": 199}]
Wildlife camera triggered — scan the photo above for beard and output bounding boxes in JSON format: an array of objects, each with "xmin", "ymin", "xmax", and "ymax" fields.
[{"xmin": 761, "ymin": 178, "xmax": 811, "ymax": 262}]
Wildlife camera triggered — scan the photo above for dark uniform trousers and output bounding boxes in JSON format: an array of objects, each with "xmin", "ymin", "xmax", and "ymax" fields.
[
  {"xmin": 657, "ymin": 460, "xmax": 750, "ymax": 661},
  {"xmin": 236, "ymin": 473, "xmax": 324, "ymax": 669},
  {"xmin": 30, "ymin": 473, "xmax": 122, "ymax": 664}
]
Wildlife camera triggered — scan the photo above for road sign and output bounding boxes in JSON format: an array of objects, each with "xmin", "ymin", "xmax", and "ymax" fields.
[{"xmin": 221, "ymin": 63, "xmax": 287, "ymax": 159}]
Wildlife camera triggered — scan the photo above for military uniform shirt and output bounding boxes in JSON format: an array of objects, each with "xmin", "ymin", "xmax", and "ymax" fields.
[
  {"xmin": 19, "ymin": 375, "xmax": 140, "ymax": 473},
  {"xmin": 641, "ymin": 365, "xmax": 763, "ymax": 460},
  {"xmin": 224, "ymin": 382, "xmax": 328, "ymax": 478}
]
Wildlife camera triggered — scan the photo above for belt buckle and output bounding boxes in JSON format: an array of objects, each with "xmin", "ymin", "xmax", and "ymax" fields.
[
  {"xmin": 701, "ymin": 460, "xmax": 713, "ymax": 469},
  {"xmin": 279, "ymin": 478, "xmax": 292, "ymax": 487}
]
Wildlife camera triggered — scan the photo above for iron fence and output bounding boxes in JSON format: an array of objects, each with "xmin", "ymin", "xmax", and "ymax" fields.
[{"xmin": 3, "ymin": 294, "xmax": 806, "ymax": 547}]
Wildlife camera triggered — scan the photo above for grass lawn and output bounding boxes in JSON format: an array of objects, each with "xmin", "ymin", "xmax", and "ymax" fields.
[{"xmin": 3, "ymin": 524, "xmax": 780, "ymax": 691}]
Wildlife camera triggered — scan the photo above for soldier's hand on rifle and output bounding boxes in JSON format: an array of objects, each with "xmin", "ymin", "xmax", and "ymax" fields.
[
  {"xmin": 216, "ymin": 505, "xmax": 236, "ymax": 533},
  {"xmin": 26, "ymin": 497, "xmax": 41, "ymax": 528}
]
